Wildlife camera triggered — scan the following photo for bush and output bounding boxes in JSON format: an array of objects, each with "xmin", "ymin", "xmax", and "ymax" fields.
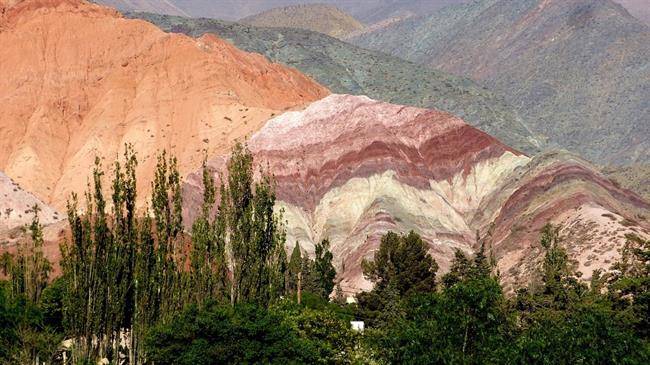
[{"xmin": 145, "ymin": 302, "xmax": 321, "ymax": 364}]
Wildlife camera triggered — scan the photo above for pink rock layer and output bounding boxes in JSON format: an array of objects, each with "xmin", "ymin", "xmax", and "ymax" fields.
[
  {"xmin": 185, "ymin": 95, "xmax": 649, "ymax": 294},
  {"xmin": 248, "ymin": 95, "xmax": 522, "ymax": 210}
]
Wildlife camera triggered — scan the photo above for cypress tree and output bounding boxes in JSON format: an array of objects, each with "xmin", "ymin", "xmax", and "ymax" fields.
[
  {"xmin": 288, "ymin": 242, "xmax": 303, "ymax": 295},
  {"xmin": 313, "ymin": 239, "xmax": 336, "ymax": 299}
]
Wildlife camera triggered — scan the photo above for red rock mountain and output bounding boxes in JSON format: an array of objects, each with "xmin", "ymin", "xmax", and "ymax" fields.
[
  {"xmin": 0, "ymin": 0, "xmax": 328, "ymax": 211},
  {"xmin": 184, "ymin": 95, "xmax": 650, "ymax": 293}
]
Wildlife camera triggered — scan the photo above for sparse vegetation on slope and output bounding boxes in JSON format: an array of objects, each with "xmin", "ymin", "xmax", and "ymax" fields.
[
  {"xmin": 603, "ymin": 163, "xmax": 650, "ymax": 202},
  {"xmin": 129, "ymin": 12, "xmax": 543, "ymax": 154},
  {"xmin": 352, "ymin": 0, "xmax": 650, "ymax": 165},
  {"xmin": 240, "ymin": 4, "xmax": 364, "ymax": 39}
]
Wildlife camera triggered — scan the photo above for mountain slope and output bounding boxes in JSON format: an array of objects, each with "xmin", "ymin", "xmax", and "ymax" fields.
[
  {"xmin": 92, "ymin": 0, "xmax": 188, "ymax": 16},
  {"xmin": 94, "ymin": 0, "xmax": 470, "ymax": 22},
  {"xmin": 603, "ymin": 163, "xmax": 650, "ymax": 202},
  {"xmin": 615, "ymin": 0, "xmax": 650, "ymax": 24},
  {"xmin": 130, "ymin": 12, "xmax": 542, "ymax": 155},
  {"xmin": 183, "ymin": 95, "xmax": 649, "ymax": 292},
  {"xmin": 351, "ymin": 0, "xmax": 650, "ymax": 166},
  {"xmin": 240, "ymin": 4, "xmax": 364, "ymax": 39},
  {"xmin": 0, "ymin": 0, "xmax": 328, "ymax": 210},
  {"xmin": 0, "ymin": 170, "xmax": 67, "ymax": 274},
  {"xmin": 1, "ymin": 171, "xmax": 61, "ymax": 234}
]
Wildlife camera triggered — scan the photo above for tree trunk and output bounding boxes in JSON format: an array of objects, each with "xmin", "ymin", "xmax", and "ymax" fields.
[{"xmin": 297, "ymin": 271, "xmax": 302, "ymax": 305}]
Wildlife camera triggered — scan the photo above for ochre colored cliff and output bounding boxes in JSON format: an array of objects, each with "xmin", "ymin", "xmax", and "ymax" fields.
[{"xmin": 0, "ymin": 0, "xmax": 328, "ymax": 210}]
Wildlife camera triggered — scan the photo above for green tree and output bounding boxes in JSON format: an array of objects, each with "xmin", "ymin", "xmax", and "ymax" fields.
[
  {"xmin": 513, "ymin": 224, "xmax": 649, "ymax": 363},
  {"xmin": 144, "ymin": 303, "xmax": 320, "ymax": 364},
  {"xmin": 368, "ymin": 248, "xmax": 513, "ymax": 364},
  {"xmin": 189, "ymin": 157, "xmax": 228, "ymax": 305},
  {"xmin": 0, "ymin": 282, "xmax": 62, "ymax": 364},
  {"xmin": 358, "ymin": 231, "xmax": 438, "ymax": 326},
  {"xmin": 361, "ymin": 231, "xmax": 438, "ymax": 296},
  {"xmin": 223, "ymin": 142, "xmax": 287, "ymax": 306},
  {"xmin": 0, "ymin": 252, "xmax": 12, "ymax": 277},
  {"xmin": 10, "ymin": 205, "xmax": 51, "ymax": 304},
  {"xmin": 276, "ymin": 301, "xmax": 359, "ymax": 364},
  {"xmin": 313, "ymin": 239, "xmax": 336, "ymax": 299},
  {"xmin": 607, "ymin": 233, "xmax": 650, "ymax": 339},
  {"xmin": 287, "ymin": 242, "xmax": 302, "ymax": 296}
]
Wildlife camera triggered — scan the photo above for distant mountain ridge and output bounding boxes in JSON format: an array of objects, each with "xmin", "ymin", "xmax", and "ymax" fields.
[
  {"xmin": 130, "ymin": 11, "xmax": 543, "ymax": 155},
  {"xmin": 93, "ymin": 0, "xmax": 188, "ymax": 16},
  {"xmin": 615, "ymin": 0, "xmax": 650, "ymax": 24},
  {"xmin": 351, "ymin": 0, "xmax": 650, "ymax": 166},
  {"xmin": 92, "ymin": 0, "xmax": 649, "ymax": 25},
  {"xmin": 94, "ymin": 0, "xmax": 471, "ymax": 22},
  {"xmin": 239, "ymin": 3, "xmax": 364, "ymax": 39}
]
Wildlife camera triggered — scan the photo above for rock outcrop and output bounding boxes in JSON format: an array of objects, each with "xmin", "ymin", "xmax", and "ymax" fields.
[
  {"xmin": 184, "ymin": 95, "xmax": 649, "ymax": 293},
  {"xmin": 0, "ymin": 0, "xmax": 328, "ymax": 210}
]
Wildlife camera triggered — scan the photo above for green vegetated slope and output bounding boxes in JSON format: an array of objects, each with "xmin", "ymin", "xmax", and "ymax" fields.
[
  {"xmin": 351, "ymin": 0, "xmax": 650, "ymax": 165},
  {"xmin": 98, "ymin": 0, "xmax": 469, "ymax": 22},
  {"xmin": 604, "ymin": 163, "xmax": 650, "ymax": 202},
  {"xmin": 239, "ymin": 4, "xmax": 364, "ymax": 39},
  {"xmin": 128, "ymin": 12, "xmax": 542, "ymax": 154}
]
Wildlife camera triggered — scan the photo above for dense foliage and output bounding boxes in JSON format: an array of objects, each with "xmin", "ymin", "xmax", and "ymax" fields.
[
  {"xmin": 0, "ymin": 145, "xmax": 648, "ymax": 364},
  {"xmin": 361, "ymin": 226, "xmax": 649, "ymax": 364}
]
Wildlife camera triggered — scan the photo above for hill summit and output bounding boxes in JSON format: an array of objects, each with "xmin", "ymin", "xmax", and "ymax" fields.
[
  {"xmin": 240, "ymin": 3, "xmax": 364, "ymax": 39},
  {"xmin": 0, "ymin": 0, "xmax": 328, "ymax": 210}
]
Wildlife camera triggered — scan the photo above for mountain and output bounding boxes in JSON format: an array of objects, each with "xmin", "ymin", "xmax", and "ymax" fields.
[
  {"xmin": 92, "ymin": 0, "xmax": 188, "ymax": 16},
  {"xmin": 614, "ymin": 0, "xmax": 650, "ymax": 24},
  {"xmin": 341, "ymin": 0, "xmax": 468, "ymax": 24},
  {"xmin": 129, "ymin": 12, "xmax": 542, "ymax": 155},
  {"xmin": 183, "ymin": 95, "xmax": 649, "ymax": 292},
  {"xmin": 0, "ymin": 0, "xmax": 328, "ymax": 211},
  {"xmin": 474, "ymin": 151, "xmax": 649, "ymax": 291},
  {"xmin": 603, "ymin": 163, "xmax": 650, "ymax": 202},
  {"xmin": 94, "ymin": 0, "xmax": 469, "ymax": 23},
  {"xmin": 351, "ymin": 0, "xmax": 650, "ymax": 166},
  {"xmin": 239, "ymin": 4, "xmax": 364, "ymax": 39}
]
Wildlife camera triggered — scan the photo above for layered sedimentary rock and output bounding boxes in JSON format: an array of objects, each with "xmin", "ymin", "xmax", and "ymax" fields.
[
  {"xmin": 184, "ymin": 95, "xmax": 649, "ymax": 293},
  {"xmin": 0, "ymin": 0, "xmax": 328, "ymax": 210},
  {"xmin": 472, "ymin": 152, "xmax": 650, "ymax": 291}
]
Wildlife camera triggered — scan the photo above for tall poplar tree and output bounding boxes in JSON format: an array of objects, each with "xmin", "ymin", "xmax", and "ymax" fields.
[
  {"xmin": 189, "ymin": 158, "xmax": 228, "ymax": 305},
  {"xmin": 223, "ymin": 142, "xmax": 287, "ymax": 306},
  {"xmin": 10, "ymin": 205, "xmax": 50, "ymax": 303}
]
